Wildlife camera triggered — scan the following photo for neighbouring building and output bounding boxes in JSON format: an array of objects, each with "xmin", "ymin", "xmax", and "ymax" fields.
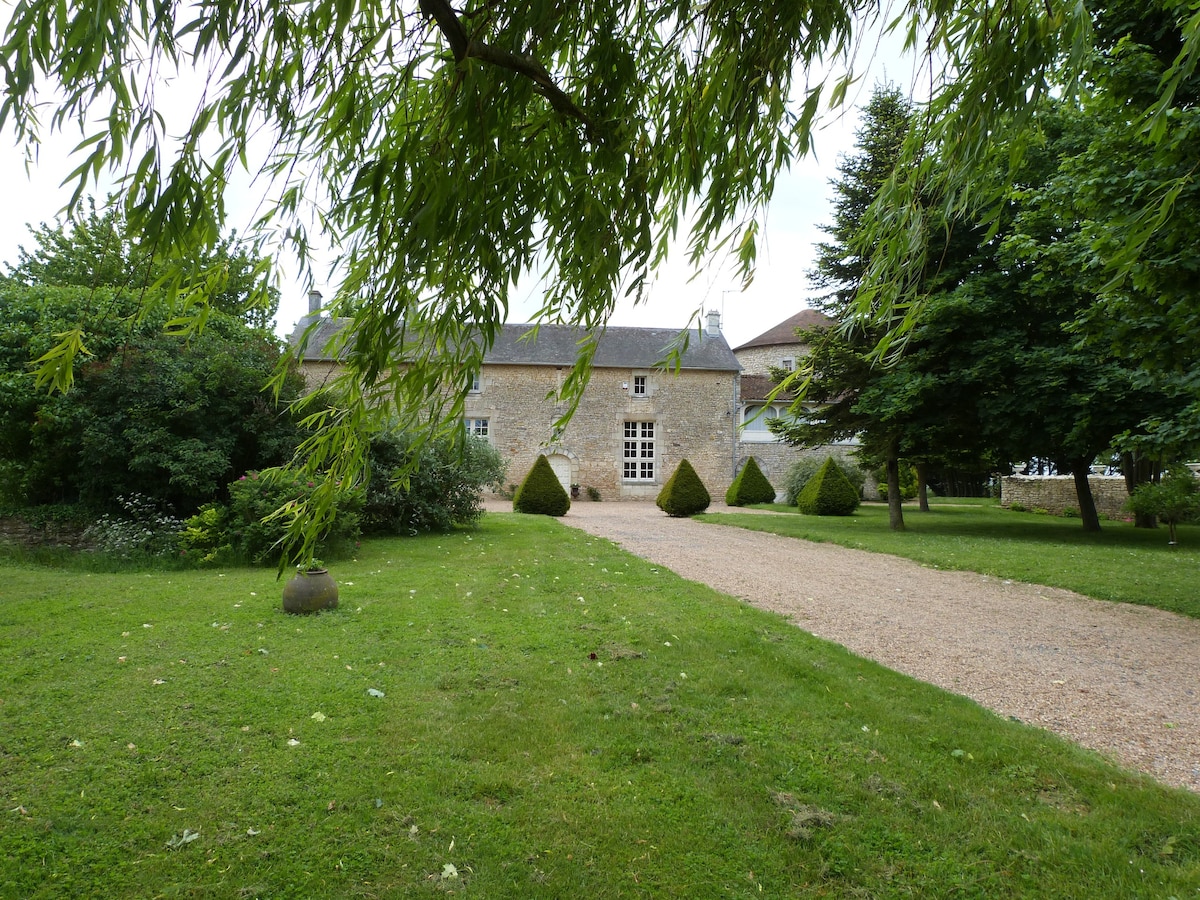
[{"xmin": 730, "ymin": 309, "xmax": 864, "ymax": 495}]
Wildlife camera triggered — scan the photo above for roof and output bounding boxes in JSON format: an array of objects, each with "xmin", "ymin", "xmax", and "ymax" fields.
[
  {"xmin": 290, "ymin": 319, "xmax": 741, "ymax": 372},
  {"xmin": 739, "ymin": 374, "xmax": 793, "ymax": 403},
  {"xmin": 733, "ymin": 309, "xmax": 832, "ymax": 352}
]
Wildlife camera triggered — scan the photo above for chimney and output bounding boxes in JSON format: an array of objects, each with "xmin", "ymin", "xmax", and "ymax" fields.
[
  {"xmin": 705, "ymin": 309, "xmax": 721, "ymax": 337},
  {"xmin": 307, "ymin": 289, "xmax": 324, "ymax": 318}
]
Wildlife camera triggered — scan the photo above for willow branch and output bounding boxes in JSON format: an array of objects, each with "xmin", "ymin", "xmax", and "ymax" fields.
[{"xmin": 418, "ymin": 0, "xmax": 598, "ymax": 139}]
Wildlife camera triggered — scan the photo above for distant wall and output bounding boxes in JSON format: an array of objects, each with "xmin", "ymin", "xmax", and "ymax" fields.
[{"xmin": 1000, "ymin": 475, "xmax": 1129, "ymax": 517}]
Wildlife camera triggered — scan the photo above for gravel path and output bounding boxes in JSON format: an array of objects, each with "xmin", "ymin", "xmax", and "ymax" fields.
[{"xmin": 487, "ymin": 500, "xmax": 1200, "ymax": 792}]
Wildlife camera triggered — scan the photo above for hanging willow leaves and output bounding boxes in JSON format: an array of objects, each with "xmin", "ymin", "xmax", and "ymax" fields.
[{"xmin": 4, "ymin": 0, "xmax": 1196, "ymax": 562}]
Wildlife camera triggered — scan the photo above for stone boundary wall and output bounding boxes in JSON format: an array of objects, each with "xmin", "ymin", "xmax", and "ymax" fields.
[
  {"xmin": 1000, "ymin": 475, "xmax": 1129, "ymax": 518},
  {"xmin": 0, "ymin": 516, "xmax": 91, "ymax": 551}
]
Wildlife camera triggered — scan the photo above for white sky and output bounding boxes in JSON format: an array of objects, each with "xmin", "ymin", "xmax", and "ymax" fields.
[{"xmin": 0, "ymin": 21, "xmax": 919, "ymax": 351}]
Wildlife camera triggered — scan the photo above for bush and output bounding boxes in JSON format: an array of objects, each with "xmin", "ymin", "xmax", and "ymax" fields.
[
  {"xmin": 180, "ymin": 470, "xmax": 362, "ymax": 565},
  {"xmin": 1127, "ymin": 466, "xmax": 1200, "ymax": 544},
  {"xmin": 656, "ymin": 458, "xmax": 711, "ymax": 517},
  {"xmin": 81, "ymin": 493, "xmax": 185, "ymax": 559},
  {"xmin": 796, "ymin": 457, "xmax": 860, "ymax": 516},
  {"xmin": 513, "ymin": 455, "xmax": 571, "ymax": 516},
  {"xmin": 784, "ymin": 454, "xmax": 864, "ymax": 505},
  {"xmin": 0, "ymin": 285, "xmax": 304, "ymax": 516},
  {"xmin": 586, "ymin": 485, "xmax": 601, "ymax": 501},
  {"xmin": 362, "ymin": 430, "xmax": 505, "ymax": 534},
  {"xmin": 871, "ymin": 461, "xmax": 919, "ymax": 501},
  {"xmin": 726, "ymin": 457, "xmax": 776, "ymax": 506}
]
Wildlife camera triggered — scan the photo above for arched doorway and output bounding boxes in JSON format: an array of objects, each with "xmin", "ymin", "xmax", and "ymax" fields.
[{"xmin": 546, "ymin": 453, "xmax": 572, "ymax": 493}]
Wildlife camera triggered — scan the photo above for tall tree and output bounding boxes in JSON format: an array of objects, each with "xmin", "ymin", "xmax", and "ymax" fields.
[
  {"xmin": 5, "ymin": 199, "xmax": 281, "ymax": 329},
  {"xmin": 0, "ymin": 209, "xmax": 301, "ymax": 512}
]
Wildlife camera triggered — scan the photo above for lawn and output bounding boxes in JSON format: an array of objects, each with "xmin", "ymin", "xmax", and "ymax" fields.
[
  {"xmin": 700, "ymin": 501, "xmax": 1200, "ymax": 619},
  {"xmin": 2, "ymin": 513, "xmax": 1198, "ymax": 897}
]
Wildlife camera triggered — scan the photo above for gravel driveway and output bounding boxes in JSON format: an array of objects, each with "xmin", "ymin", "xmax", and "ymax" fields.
[{"xmin": 487, "ymin": 500, "xmax": 1200, "ymax": 793}]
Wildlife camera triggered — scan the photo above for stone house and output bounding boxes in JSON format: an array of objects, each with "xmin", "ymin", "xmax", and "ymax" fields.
[
  {"xmin": 730, "ymin": 309, "xmax": 862, "ymax": 494},
  {"xmin": 290, "ymin": 308, "xmax": 742, "ymax": 500},
  {"xmin": 290, "ymin": 300, "xmax": 860, "ymax": 501}
]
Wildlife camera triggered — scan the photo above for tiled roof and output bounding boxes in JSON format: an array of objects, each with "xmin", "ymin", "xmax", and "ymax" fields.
[
  {"xmin": 739, "ymin": 374, "xmax": 794, "ymax": 403},
  {"xmin": 289, "ymin": 318, "xmax": 741, "ymax": 372},
  {"xmin": 732, "ymin": 309, "xmax": 832, "ymax": 351}
]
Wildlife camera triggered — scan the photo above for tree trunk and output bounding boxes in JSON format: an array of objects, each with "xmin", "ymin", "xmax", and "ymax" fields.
[
  {"xmin": 1121, "ymin": 451, "xmax": 1157, "ymax": 529},
  {"xmin": 887, "ymin": 455, "xmax": 906, "ymax": 531},
  {"xmin": 1071, "ymin": 460, "xmax": 1101, "ymax": 532},
  {"xmin": 916, "ymin": 462, "xmax": 930, "ymax": 512}
]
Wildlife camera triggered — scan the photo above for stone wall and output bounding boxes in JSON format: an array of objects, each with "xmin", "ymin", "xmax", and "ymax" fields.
[
  {"xmin": 0, "ymin": 516, "xmax": 91, "ymax": 551},
  {"xmin": 734, "ymin": 343, "xmax": 811, "ymax": 376},
  {"xmin": 1000, "ymin": 475, "xmax": 1129, "ymax": 517},
  {"xmin": 467, "ymin": 363, "xmax": 739, "ymax": 500}
]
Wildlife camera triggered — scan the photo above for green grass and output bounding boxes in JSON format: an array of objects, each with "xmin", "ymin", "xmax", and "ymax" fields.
[
  {"xmin": 700, "ymin": 502, "xmax": 1200, "ymax": 619},
  {"xmin": 2, "ymin": 514, "xmax": 1198, "ymax": 898}
]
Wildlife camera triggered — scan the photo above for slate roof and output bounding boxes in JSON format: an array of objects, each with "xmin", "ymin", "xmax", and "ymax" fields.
[
  {"xmin": 733, "ymin": 309, "xmax": 832, "ymax": 351},
  {"xmin": 289, "ymin": 318, "xmax": 741, "ymax": 372}
]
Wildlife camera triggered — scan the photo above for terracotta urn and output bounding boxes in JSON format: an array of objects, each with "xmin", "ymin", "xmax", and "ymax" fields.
[{"xmin": 282, "ymin": 568, "xmax": 339, "ymax": 614}]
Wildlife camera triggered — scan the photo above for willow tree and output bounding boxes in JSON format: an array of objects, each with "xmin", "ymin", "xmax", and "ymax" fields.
[{"xmin": 2, "ymin": 0, "xmax": 1173, "ymax": 560}]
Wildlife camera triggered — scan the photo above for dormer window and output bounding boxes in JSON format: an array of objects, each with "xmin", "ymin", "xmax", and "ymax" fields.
[{"xmin": 632, "ymin": 375, "xmax": 647, "ymax": 397}]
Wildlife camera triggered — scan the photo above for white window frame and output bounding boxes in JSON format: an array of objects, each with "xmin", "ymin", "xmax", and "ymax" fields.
[
  {"xmin": 740, "ymin": 404, "xmax": 782, "ymax": 443},
  {"xmin": 465, "ymin": 418, "xmax": 490, "ymax": 440},
  {"xmin": 623, "ymin": 421, "xmax": 655, "ymax": 481},
  {"xmin": 632, "ymin": 374, "xmax": 648, "ymax": 397},
  {"xmin": 468, "ymin": 372, "xmax": 482, "ymax": 393},
  {"xmin": 780, "ymin": 357, "xmax": 796, "ymax": 372}
]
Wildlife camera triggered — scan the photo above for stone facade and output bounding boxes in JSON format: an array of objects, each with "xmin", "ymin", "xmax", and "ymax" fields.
[
  {"xmin": 469, "ymin": 363, "xmax": 738, "ymax": 500},
  {"xmin": 289, "ymin": 315, "xmax": 742, "ymax": 501},
  {"xmin": 1000, "ymin": 475, "xmax": 1130, "ymax": 518}
]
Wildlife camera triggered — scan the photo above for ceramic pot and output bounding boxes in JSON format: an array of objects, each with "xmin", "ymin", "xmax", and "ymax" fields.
[{"xmin": 282, "ymin": 568, "xmax": 339, "ymax": 614}]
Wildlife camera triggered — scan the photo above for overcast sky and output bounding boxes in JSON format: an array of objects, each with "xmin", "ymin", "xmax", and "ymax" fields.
[{"xmin": 0, "ymin": 23, "xmax": 917, "ymax": 351}]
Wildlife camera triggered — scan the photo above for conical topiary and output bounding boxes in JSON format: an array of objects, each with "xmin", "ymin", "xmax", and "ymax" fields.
[
  {"xmin": 725, "ymin": 456, "xmax": 776, "ymax": 506},
  {"xmin": 795, "ymin": 456, "xmax": 860, "ymax": 516},
  {"xmin": 513, "ymin": 455, "xmax": 571, "ymax": 516},
  {"xmin": 656, "ymin": 458, "xmax": 711, "ymax": 517}
]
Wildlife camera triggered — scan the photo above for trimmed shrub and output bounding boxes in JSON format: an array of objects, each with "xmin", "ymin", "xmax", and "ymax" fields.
[
  {"xmin": 784, "ymin": 454, "xmax": 864, "ymax": 504},
  {"xmin": 796, "ymin": 457, "xmax": 860, "ymax": 516},
  {"xmin": 726, "ymin": 457, "xmax": 776, "ymax": 506},
  {"xmin": 656, "ymin": 458, "xmax": 711, "ymax": 517},
  {"xmin": 513, "ymin": 455, "xmax": 571, "ymax": 516}
]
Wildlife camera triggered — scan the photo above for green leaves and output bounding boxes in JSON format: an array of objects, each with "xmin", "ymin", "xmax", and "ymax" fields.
[
  {"xmin": 32, "ymin": 327, "xmax": 90, "ymax": 393},
  {"xmin": 9, "ymin": 0, "xmax": 1199, "ymax": 555}
]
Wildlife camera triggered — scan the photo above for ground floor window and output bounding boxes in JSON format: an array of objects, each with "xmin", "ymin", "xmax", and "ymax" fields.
[
  {"xmin": 465, "ymin": 418, "xmax": 489, "ymax": 439},
  {"xmin": 623, "ymin": 421, "xmax": 655, "ymax": 480}
]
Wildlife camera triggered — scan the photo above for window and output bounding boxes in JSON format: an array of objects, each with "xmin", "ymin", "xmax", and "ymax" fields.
[
  {"xmin": 468, "ymin": 372, "xmax": 482, "ymax": 393},
  {"xmin": 740, "ymin": 404, "xmax": 781, "ymax": 442},
  {"xmin": 465, "ymin": 418, "xmax": 489, "ymax": 439},
  {"xmin": 781, "ymin": 357, "xmax": 795, "ymax": 372},
  {"xmin": 623, "ymin": 421, "xmax": 655, "ymax": 480},
  {"xmin": 632, "ymin": 375, "xmax": 647, "ymax": 397},
  {"xmin": 741, "ymin": 404, "xmax": 779, "ymax": 432}
]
